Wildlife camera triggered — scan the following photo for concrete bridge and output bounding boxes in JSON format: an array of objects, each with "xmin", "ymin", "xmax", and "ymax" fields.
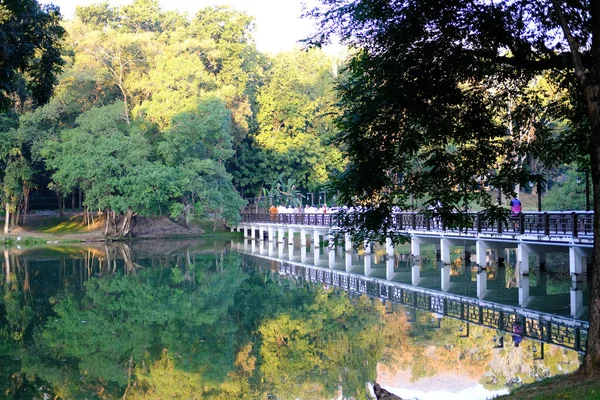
[{"xmin": 236, "ymin": 211, "xmax": 594, "ymax": 321}]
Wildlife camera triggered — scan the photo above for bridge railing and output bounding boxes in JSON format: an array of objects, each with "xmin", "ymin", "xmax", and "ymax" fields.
[{"xmin": 241, "ymin": 211, "xmax": 594, "ymax": 238}]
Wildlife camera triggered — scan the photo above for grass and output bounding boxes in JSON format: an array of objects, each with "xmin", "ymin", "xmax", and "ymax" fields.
[
  {"xmin": 32, "ymin": 215, "xmax": 90, "ymax": 234},
  {"xmin": 497, "ymin": 373, "xmax": 600, "ymax": 399}
]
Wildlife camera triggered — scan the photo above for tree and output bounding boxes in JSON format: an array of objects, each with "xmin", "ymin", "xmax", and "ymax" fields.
[
  {"xmin": 0, "ymin": 0, "xmax": 65, "ymax": 112},
  {"xmin": 255, "ymin": 50, "xmax": 344, "ymax": 191},
  {"xmin": 41, "ymin": 102, "xmax": 169, "ymax": 236},
  {"xmin": 306, "ymin": 0, "xmax": 600, "ymax": 374},
  {"xmin": 158, "ymin": 97, "xmax": 244, "ymax": 228}
]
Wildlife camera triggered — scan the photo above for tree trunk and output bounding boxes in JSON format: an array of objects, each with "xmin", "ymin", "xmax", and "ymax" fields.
[
  {"xmin": 104, "ymin": 209, "xmax": 111, "ymax": 236},
  {"xmin": 78, "ymin": 188, "xmax": 82, "ymax": 211},
  {"xmin": 72, "ymin": 191, "xmax": 75, "ymax": 212},
  {"xmin": 119, "ymin": 209, "xmax": 135, "ymax": 237},
  {"xmin": 4, "ymin": 204, "xmax": 9, "ymax": 234},
  {"xmin": 14, "ymin": 203, "xmax": 20, "ymax": 226},
  {"xmin": 22, "ymin": 186, "xmax": 29, "ymax": 218},
  {"xmin": 57, "ymin": 191, "xmax": 63, "ymax": 217},
  {"xmin": 580, "ymin": 106, "xmax": 600, "ymax": 375}
]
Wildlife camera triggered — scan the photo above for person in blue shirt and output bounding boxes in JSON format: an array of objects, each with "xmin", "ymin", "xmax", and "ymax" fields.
[{"xmin": 510, "ymin": 197, "xmax": 522, "ymax": 216}]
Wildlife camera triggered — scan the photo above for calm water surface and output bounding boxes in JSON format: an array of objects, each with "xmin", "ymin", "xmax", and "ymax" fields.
[{"xmin": 0, "ymin": 239, "xmax": 581, "ymax": 399}]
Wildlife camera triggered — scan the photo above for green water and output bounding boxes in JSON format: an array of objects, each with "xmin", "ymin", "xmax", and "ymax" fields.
[{"xmin": 0, "ymin": 240, "xmax": 581, "ymax": 399}]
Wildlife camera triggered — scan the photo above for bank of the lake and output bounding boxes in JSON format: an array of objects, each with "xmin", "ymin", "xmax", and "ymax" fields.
[
  {"xmin": 1, "ymin": 211, "xmax": 235, "ymax": 245},
  {"xmin": 496, "ymin": 373, "xmax": 600, "ymax": 399}
]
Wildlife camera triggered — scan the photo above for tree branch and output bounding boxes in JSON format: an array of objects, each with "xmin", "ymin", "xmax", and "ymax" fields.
[{"xmin": 551, "ymin": 0, "xmax": 589, "ymax": 87}]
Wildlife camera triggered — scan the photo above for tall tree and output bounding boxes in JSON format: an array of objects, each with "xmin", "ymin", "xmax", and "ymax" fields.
[
  {"xmin": 306, "ymin": 0, "xmax": 600, "ymax": 374},
  {"xmin": 255, "ymin": 50, "xmax": 344, "ymax": 191},
  {"xmin": 0, "ymin": 0, "xmax": 65, "ymax": 112}
]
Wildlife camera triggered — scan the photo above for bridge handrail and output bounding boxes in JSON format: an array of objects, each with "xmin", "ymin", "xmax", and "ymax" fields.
[{"xmin": 241, "ymin": 211, "xmax": 594, "ymax": 238}]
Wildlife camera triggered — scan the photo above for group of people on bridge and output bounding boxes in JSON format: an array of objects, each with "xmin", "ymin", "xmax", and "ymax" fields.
[{"xmin": 269, "ymin": 204, "xmax": 329, "ymax": 216}]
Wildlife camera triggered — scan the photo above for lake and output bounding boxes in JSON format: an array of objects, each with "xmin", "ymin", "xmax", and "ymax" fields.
[{"xmin": 0, "ymin": 239, "xmax": 582, "ymax": 399}]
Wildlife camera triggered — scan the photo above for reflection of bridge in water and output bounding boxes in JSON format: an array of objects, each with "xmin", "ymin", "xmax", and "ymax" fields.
[{"xmin": 235, "ymin": 211, "xmax": 594, "ymax": 354}]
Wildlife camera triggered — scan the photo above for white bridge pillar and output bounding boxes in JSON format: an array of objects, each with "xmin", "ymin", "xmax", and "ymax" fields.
[
  {"xmin": 386, "ymin": 237, "xmax": 394, "ymax": 257},
  {"xmin": 345, "ymin": 233, "xmax": 353, "ymax": 252},
  {"xmin": 267, "ymin": 227, "xmax": 274, "ymax": 242},
  {"xmin": 517, "ymin": 243, "xmax": 532, "ymax": 276},
  {"xmin": 364, "ymin": 239, "xmax": 371, "ymax": 254},
  {"xmin": 411, "ymin": 236, "xmax": 421, "ymax": 285}
]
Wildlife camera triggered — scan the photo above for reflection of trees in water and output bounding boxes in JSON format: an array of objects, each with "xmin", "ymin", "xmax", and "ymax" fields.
[
  {"xmin": 0, "ymin": 243, "xmax": 385, "ymax": 399},
  {"xmin": 379, "ymin": 305, "xmax": 580, "ymax": 391}
]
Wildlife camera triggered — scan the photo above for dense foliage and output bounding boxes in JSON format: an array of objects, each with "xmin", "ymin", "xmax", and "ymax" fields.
[{"xmin": 0, "ymin": 0, "xmax": 344, "ymax": 236}]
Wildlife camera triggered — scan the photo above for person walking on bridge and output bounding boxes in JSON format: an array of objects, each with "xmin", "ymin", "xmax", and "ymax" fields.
[{"xmin": 510, "ymin": 197, "xmax": 522, "ymax": 216}]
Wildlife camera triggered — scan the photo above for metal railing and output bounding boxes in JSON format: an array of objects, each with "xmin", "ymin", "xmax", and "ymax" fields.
[{"xmin": 241, "ymin": 211, "xmax": 594, "ymax": 238}]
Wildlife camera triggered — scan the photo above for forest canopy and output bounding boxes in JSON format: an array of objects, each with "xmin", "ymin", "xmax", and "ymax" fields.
[{"xmin": 0, "ymin": 0, "xmax": 344, "ymax": 236}]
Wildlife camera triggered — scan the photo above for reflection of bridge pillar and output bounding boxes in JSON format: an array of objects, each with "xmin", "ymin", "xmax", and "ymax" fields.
[
  {"xmin": 328, "ymin": 246, "xmax": 336, "ymax": 268},
  {"xmin": 268, "ymin": 240, "xmax": 274, "ymax": 256},
  {"xmin": 300, "ymin": 246, "xmax": 307, "ymax": 263},
  {"xmin": 440, "ymin": 238, "xmax": 451, "ymax": 266},
  {"xmin": 386, "ymin": 237, "xmax": 394, "ymax": 257},
  {"xmin": 345, "ymin": 233, "xmax": 352, "ymax": 252},
  {"xmin": 411, "ymin": 236, "xmax": 421, "ymax": 285},
  {"xmin": 251, "ymin": 238, "xmax": 256, "ymax": 252},
  {"xmin": 476, "ymin": 270, "xmax": 487, "ymax": 299},
  {"xmin": 386, "ymin": 258, "xmax": 395, "ymax": 280},
  {"xmin": 538, "ymin": 252, "xmax": 547, "ymax": 272},
  {"xmin": 571, "ymin": 282, "xmax": 584, "ymax": 318},
  {"xmin": 441, "ymin": 264, "xmax": 451, "ymax": 292},
  {"xmin": 259, "ymin": 239, "xmax": 265, "ymax": 255},
  {"xmin": 519, "ymin": 275, "xmax": 530, "ymax": 306},
  {"xmin": 314, "ymin": 247, "xmax": 321, "ymax": 266},
  {"xmin": 278, "ymin": 227, "xmax": 285, "ymax": 244},
  {"xmin": 411, "ymin": 263, "xmax": 421, "ymax": 285},
  {"xmin": 517, "ymin": 243, "xmax": 532, "ymax": 275},
  {"xmin": 300, "ymin": 229, "xmax": 307, "ymax": 246},
  {"xmin": 365, "ymin": 253, "xmax": 373, "ymax": 275},
  {"xmin": 345, "ymin": 252, "xmax": 353, "ymax": 271}
]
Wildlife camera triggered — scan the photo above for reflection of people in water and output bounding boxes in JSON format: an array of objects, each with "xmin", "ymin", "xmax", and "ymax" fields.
[{"xmin": 512, "ymin": 322, "xmax": 523, "ymax": 347}]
